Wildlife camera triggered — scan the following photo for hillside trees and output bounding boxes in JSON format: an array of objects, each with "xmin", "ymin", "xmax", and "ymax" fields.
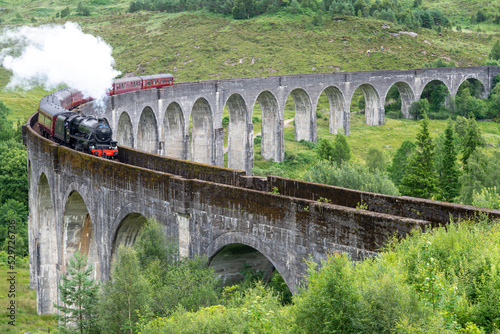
[
  {"xmin": 0, "ymin": 100, "xmax": 28, "ymax": 258},
  {"xmin": 387, "ymin": 139, "xmax": 416, "ymax": 188},
  {"xmin": 399, "ymin": 115, "xmax": 439, "ymax": 199},
  {"xmin": 98, "ymin": 245, "xmax": 151, "ymax": 334},
  {"xmin": 437, "ymin": 122, "xmax": 461, "ymax": 202}
]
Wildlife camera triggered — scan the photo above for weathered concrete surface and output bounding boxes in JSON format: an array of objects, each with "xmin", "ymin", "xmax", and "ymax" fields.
[
  {"xmin": 27, "ymin": 109, "xmax": 500, "ymax": 314},
  {"xmin": 79, "ymin": 66, "xmax": 500, "ymax": 175}
]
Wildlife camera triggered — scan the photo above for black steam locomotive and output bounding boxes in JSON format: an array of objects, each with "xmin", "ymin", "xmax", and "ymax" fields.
[
  {"xmin": 37, "ymin": 74, "xmax": 174, "ymax": 159},
  {"xmin": 38, "ymin": 88, "xmax": 118, "ymax": 158}
]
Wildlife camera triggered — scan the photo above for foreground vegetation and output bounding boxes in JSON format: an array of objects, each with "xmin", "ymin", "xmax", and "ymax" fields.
[{"xmin": 46, "ymin": 216, "xmax": 500, "ymax": 333}]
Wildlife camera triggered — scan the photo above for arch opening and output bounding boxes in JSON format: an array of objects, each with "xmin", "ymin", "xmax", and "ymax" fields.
[
  {"xmin": 318, "ymin": 86, "xmax": 345, "ymax": 135},
  {"xmin": 209, "ymin": 243, "xmax": 293, "ymax": 303},
  {"xmin": 63, "ymin": 191, "xmax": 99, "ymax": 279},
  {"xmin": 190, "ymin": 98, "xmax": 213, "ymax": 164},
  {"xmin": 111, "ymin": 213, "xmax": 148, "ymax": 259},
  {"xmin": 351, "ymin": 84, "xmax": 382, "ymax": 126},
  {"xmin": 36, "ymin": 173, "xmax": 57, "ymax": 314},
  {"xmin": 419, "ymin": 80, "xmax": 451, "ymax": 119},
  {"xmin": 454, "ymin": 78, "xmax": 491, "ymax": 119},
  {"xmin": 210, "ymin": 244, "xmax": 274, "ymax": 285},
  {"xmin": 384, "ymin": 82, "xmax": 415, "ymax": 119},
  {"xmin": 163, "ymin": 102, "xmax": 185, "ymax": 159},
  {"xmin": 255, "ymin": 91, "xmax": 281, "ymax": 163},
  {"xmin": 288, "ymin": 89, "xmax": 313, "ymax": 142},
  {"xmin": 117, "ymin": 112, "xmax": 134, "ymax": 148},
  {"xmin": 137, "ymin": 107, "xmax": 159, "ymax": 154}
]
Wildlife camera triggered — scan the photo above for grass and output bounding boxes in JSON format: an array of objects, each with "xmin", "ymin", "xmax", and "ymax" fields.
[{"xmin": 0, "ymin": 263, "xmax": 57, "ymax": 333}]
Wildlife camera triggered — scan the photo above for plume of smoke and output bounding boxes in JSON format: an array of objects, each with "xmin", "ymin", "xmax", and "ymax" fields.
[{"xmin": 0, "ymin": 22, "xmax": 120, "ymax": 101}]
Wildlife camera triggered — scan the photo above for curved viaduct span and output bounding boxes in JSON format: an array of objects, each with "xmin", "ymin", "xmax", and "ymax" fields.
[
  {"xmin": 27, "ymin": 67, "xmax": 500, "ymax": 314},
  {"xmin": 77, "ymin": 66, "xmax": 500, "ymax": 174}
]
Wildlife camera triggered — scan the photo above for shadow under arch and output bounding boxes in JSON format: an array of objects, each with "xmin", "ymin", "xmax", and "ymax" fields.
[
  {"xmin": 255, "ymin": 91, "xmax": 281, "ymax": 162},
  {"xmin": 117, "ymin": 111, "xmax": 134, "ymax": 148},
  {"xmin": 137, "ymin": 106, "xmax": 159, "ymax": 154},
  {"xmin": 319, "ymin": 86, "xmax": 346, "ymax": 134},
  {"xmin": 205, "ymin": 232, "xmax": 295, "ymax": 293},
  {"xmin": 352, "ymin": 83, "xmax": 383, "ymax": 126},
  {"xmin": 456, "ymin": 77, "xmax": 486, "ymax": 98},
  {"xmin": 385, "ymin": 82, "xmax": 416, "ymax": 119},
  {"xmin": 36, "ymin": 172, "xmax": 57, "ymax": 314},
  {"xmin": 226, "ymin": 94, "xmax": 250, "ymax": 171},
  {"xmin": 63, "ymin": 190, "xmax": 100, "ymax": 279},
  {"xmin": 289, "ymin": 88, "xmax": 313, "ymax": 142},
  {"xmin": 190, "ymin": 98, "xmax": 213, "ymax": 164},
  {"xmin": 111, "ymin": 212, "xmax": 148, "ymax": 260},
  {"xmin": 163, "ymin": 102, "xmax": 185, "ymax": 159}
]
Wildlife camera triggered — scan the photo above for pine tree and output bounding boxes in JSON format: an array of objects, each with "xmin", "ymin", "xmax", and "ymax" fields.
[
  {"xmin": 399, "ymin": 114, "xmax": 439, "ymax": 199},
  {"xmin": 388, "ymin": 140, "xmax": 416, "ymax": 187},
  {"xmin": 439, "ymin": 122, "xmax": 461, "ymax": 202},
  {"xmin": 331, "ymin": 133, "xmax": 352, "ymax": 166},
  {"xmin": 461, "ymin": 117, "xmax": 483, "ymax": 170},
  {"xmin": 97, "ymin": 246, "xmax": 151, "ymax": 334},
  {"xmin": 53, "ymin": 251, "xmax": 99, "ymax": 334},
  {"xmin": 316, "ymin": 138, "xmax": 335, "ymax": 161}
]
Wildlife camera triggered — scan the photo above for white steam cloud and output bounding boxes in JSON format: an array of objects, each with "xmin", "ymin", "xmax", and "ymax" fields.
[{"xmin": 0, "ymin": 22, "xmax": 120, "ymax": 101}]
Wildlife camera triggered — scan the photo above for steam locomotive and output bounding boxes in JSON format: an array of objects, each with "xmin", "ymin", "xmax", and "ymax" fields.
[{"xmin": 37, "ymin": 74, "xmax": 174, "ymax": 159}]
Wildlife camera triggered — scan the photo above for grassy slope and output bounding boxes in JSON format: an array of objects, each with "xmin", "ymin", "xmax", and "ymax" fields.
[{"xmin": 0, "ymin": 265, "xmax": 57, "ymax": 333}]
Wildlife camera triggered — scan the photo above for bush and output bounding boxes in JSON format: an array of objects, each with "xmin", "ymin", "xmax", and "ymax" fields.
[{"xmin": 303, "ymin": 161, "xmax": 400, "ymax": 196}]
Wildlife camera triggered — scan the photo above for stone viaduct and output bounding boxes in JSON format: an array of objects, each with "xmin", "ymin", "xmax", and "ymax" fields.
[
  {"xmin": 27, "ymin": 67, "xmax": 500, "ymax": 314},
  {"xmin": 78, "ymin": 66, "xmax": 500, "ymax": 174}
]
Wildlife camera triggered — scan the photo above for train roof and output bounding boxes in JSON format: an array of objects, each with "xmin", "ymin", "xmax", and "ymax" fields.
[
  {"xmin": 114, "ymin": 76, "xmax": 142, "ymax": 84},
  {"xmin": 38, "ymin": 102, "xmax": 70, "ymax": 118},
  {"xmin": 113, "ymin": 73, "xmax": 174, "ymax": 84},
  {"xmin": 141, "ymin": 73, "xmax": 173, "ymax": 80}
]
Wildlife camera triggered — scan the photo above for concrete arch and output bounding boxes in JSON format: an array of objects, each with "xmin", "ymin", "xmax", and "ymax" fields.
[
  {"xmin": 289, "ymin": 88, "xmax": 314, "ymax": 142},
  {"xmin": 226, "ymin": 94, "xmax": 251, "ymax": 171},
  {"xmin": 320, "ymin": 86, "xmax": 346, "ymax": 134},
  {"xmin": 352, "ymin": 84, "xmax": 383, "ymax": 126},
  {"xmin": 137, "ymin": 107, "xmax": 159, "ymax": 154},
  {"xmin": 163, "ymin": 102, "xmax": 186, "ymax": 159},
  {"xmin": 63, "ymin": 190, "xmax": 100, "ymax": 279},
  {"xmin": 36, "ymin": 173, "xmax": 58, "ymax": 314},
  {"xmin": 117, "ymin": 111, "xmax": 134, "ymax": 148},
  {"xmin": 204, "ymin": 232, "xmax": 295, "ymax": 293},
  {"xmin": 385, "ymin": 82, "xmax": 416, "ymax": 119},
  {"xmin": 416, "ymin": 79, "xmax": 451, "ymax": 100},
  {"xmin": 456, "ymin": 77, "xmax": 487, "ymax": 98},
  {"xmin": 190, "ymin": 98, "xmax": 213, "ymax": 164},
  {"xmin": 210, "ymin": 244, "xmax": 275, "ymax": 285},
  {"xmin": 255, "ymin": 91, "xmax": 282, "ymax": 162},
  {"xmin": 111, "ymin": 213, "xmax": 148, "ymax": 259}
]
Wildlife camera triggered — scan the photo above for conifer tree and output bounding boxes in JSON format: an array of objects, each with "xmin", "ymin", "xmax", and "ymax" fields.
[
  {"xmin": 399, "ymin": 114, "xmax": 439, "ymax": 199},
  {"xmin": 331, "ymin": 133, "xmax": 352, "ymax": 166},
  {"xmin": 316, "ymin": 138, "xmax": 335, "ymax": 161},
  {"xmin": 98, "ymin": 246, "xmax": 151, "ymax": 334},
  {"xmin": 461, "ymin": 117, "xmax": 484, "ymax": 170},
  {"xmin": 439, "ymin": 122, "xmax": 461, "ymax": 202},
  {"xmin": 388, "ymin": 140, "xmax": 416, "ymax": 187},
  {"xmin": 54, "ymin": 251, "xmax": 99, "ymax": 334}
]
